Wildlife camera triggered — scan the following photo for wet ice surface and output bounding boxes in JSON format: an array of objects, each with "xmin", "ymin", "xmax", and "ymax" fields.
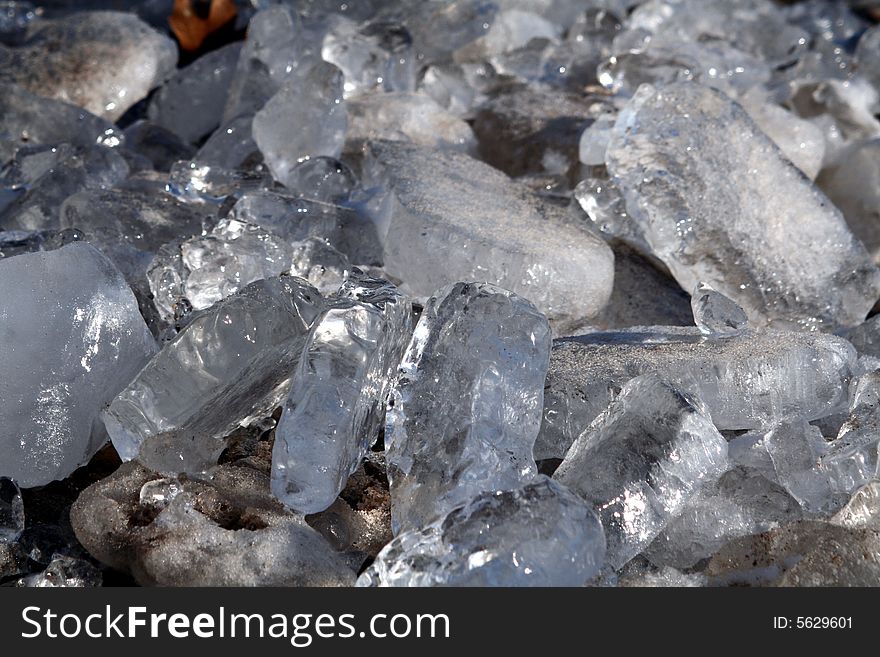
[{"xmin": 4, "ymin": 0, "xmax": 880, "ymax": 587}]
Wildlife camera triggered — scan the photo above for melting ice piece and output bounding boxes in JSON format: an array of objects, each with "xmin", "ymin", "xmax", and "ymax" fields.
[
  {"xmin": 833, "ymin": 480, "xmax": 880, "ymax": 530},
  {"xmin": 252, "ymin": 61, "xmax": 348, "ymax": 189},
  {"xmin": 643, "ymin": 466, "xmax": 802, "ymax": 570},
  {"xmin": 222, "ymin": 5, "xmax": 311, "ymax": 123},
  {"xmin": 765, "ymin": 372, "xmax": 880, "ymax": 518},
  {"xmin": 374, "ymin": 0, "xmax": 496, "ymax": 63},
  {"xmin": 138, "ymin": 477, "xmax": 183, "ymax": 512},
  {"xmin": 60, "ymin": 185, "xmax": 208, "ymax": 286},
  {"xmin": 605, "ymin": 81, "xmax": 880, "ymax": 331},
  {"xmin": 230, "ymin": 191, "xmax": 381, "ymax": 265},
  {"xmin": 147, "ymin": 42, "xmax": 242, "ymax": 145},
  {"xmin": 147, "ymin": 217, "xmax": 299, "ymax": 322},
  {"xmin": 0, "ymin": 243, "xmax": 156, "ymax": 487},
  {"xmin": 739, "ymin": 89, "xmax": 826, "ymax": 180},
  {"xmin": 691, "ymin": 282, "xmax": 748, "ymax": 337},
  {"xmin": 2, "ymin": 143, "xmax": 130, "ymax": 231},
  {"xmin": 166, "ymin": 160, "xmax": 272, "ymax": 204},
  {"xmin": 19, "ymin": 556, "xmax": 101, "ymax": 588},
  {"xmin": 0, "ymin": 228, "xmax": 83, "ymax": 259},
  {"xmin": 0, "ymin": 477, "xmax": 25, "ymax": 543},
  {"xmin": 347, "ymin": 92, "xmax": 477, "ymax": 152},
  {"xmin": 271, "ymin": 270, "xmax": 412, "ymax": 514},
  {"xmin": 554, "ymin": 374, "xmax": 728, "ymax": 570},
  {"xmin": 537, "ymin": 327, "xmax": 856, "ymax": 459},
  {"xmin": 362, "ymin": 139, "xmax": 614, "ymax": 324},
  {"xmin": 288, "ymin": 238, "xmax": 352, "ymax": 296},
  {"xmin": 284, "ymin": 157, "xmax": 356, "ymax": 203},
  {"xmin": 357, "ymin": 477, "xmax": 605, "ymax": 587},
  {"xmin": 0, "ymin": 11, "xmax": 177, "ymax": 121},
  {"xmin": 322, "ymin": 18, "xmax": 415, "ymax": 98},
  {"xmin": 102, "ymin": 276, "xmax": 322, "ymax": 475},
  {"xmin": 385, "ymin": 282, "xmax": 551, "ymax": 534},
  {"xmin": 0, "ymin": 82, "xmax": 124, "ymax": 152}
]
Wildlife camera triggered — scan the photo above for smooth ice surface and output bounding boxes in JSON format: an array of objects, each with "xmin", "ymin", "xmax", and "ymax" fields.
[
  {"xmin": 252, "ymin": 62, "xmax": 348, "ymax": 189},
  {"xmin": 386, "ymin": 282, "xmax": 550, "ymax": 534},
  {"xmin": 537, "ymin": 327, "xmax": 856, "ymax": 459},
  {"xmin": 554, "ymin": 374, "xmax": 728, "ymax": 570},
  {"xmin": 0, "ymin": 477, "xmax": 24, "ymax": 543},
  {"xmin": 362, "ymin": 140, "xmax": 614, "ymax": 324},
  {"xmin": 0, "ymin": 243, "xmax": 156, "ymax": 486},
  {"xmin": 271, "ymin": 270, "xmax": 412, "ymax": 514},
  {"xmin": 0, "ymin": 11, "xmax": 177, "ymax": 121},
  {"xmin": 103, "ymin": 277, "xmax": 322, "ymax": 475},
  {"xmin": 605, "ymin": 81, "xmax": 880, "ymax": 331},
  {"xmin": 357, "ymin": 477, "xmax": 605, "ymax": 587},
  {"xmin": 691, "ymin": 282, "xmax": 749, "ymax": 337}
]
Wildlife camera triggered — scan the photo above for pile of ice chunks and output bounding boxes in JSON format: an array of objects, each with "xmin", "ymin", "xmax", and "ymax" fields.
[{"xmin": 2, "ymin": 0, "xmax": 880, "ymax": 587}]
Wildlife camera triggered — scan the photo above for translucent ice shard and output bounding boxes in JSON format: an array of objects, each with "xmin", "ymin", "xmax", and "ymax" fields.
[
  {"xmin": 691, "ymin": 282, "xmax": 749, "ymax": 337},
  {"xmin": 147, "ymin": 217, "xmax": 299, "ymax": 322},
  {"xmin": 252, "ymin": 61, "xmax": 348, "ymax": 189},
  {"xmin": 554, "ymin": 374, "xmax": 728, "ymax": 570},
  {"xmin": 0, "ymin": 82, "xmax": 123, "ymax": 152},
  {"xmin": 537, "ymin": 327, "xmax": 856, "ymax": 459},
  {"xmin": 643, "ymin": 466, "xmax": 802, "ymax": 569},
  {"xmin": 0, "ymin": 243, "xmax": 156, "ymax": 486},
  {"xmin": 0, "ymin": 477, "xmax": 24, "ymax": 543},
  {"xmin": 374, "ymin": 0, "xmax": 496, "ymax": 63},
  {"xmin": 357, "ymin": 477, "xmax": 605, "ymax": 587},
  {"xmin": 283, "ymin": 157, "xmax": 356, "ymax": 203},
  {"xmin": 147, "ymin": 42, "xmax": 242, "ymax": 145},
  {"xmin": 347, "ymin": 92, "xmax": 477, "ymax": 153},
  {"xmin": 386, "ymin": 282, "xmax": 551, "ymax": 534},
  {"xmin": 605, "ymin": 81, "xmax": 880, "ymax": 331},
  {"xmin": 765, "ymin": 384, "xmax": 880, "ymax": 517},
  {"xmin": 271, "ymin": 270, "xmax": 412, "ymax": 514},
  {"xmin": 59, "ymin": 185, "xmax": 208, "ymax": 286},
  {"xmin": 288, "ymin": 238, "xmax": 352, "ymax": 296},
  {"xmin": 362, "ymin": 140, "xmax": 614, "ymax": 324},
  {"xmin": 229, "ymin": 190, "xmax": 381, "ymax": 265},
  {"xmin": 833, "ymin": 480, "xmax": 880, "ymax": 530},
  {"xmin": 739, "ymin": 90, "xmax": 826, "ymax": 180},
  {"xmin": 2, "ymin": 143, "xmax": 130, "ymax": 231},
  {"xmin": 102, "ymin": 276, "xmax": 322, "ymax": 475},
  {"xmin": 0, "ymin": 11, "xmax": 177, "ymax": 121},
  {"xmin": 322, "ymin": 18, "xmax": 415, "ymax": 98},
  {"xmin": 19, "ymin": 556, "xmax": 101, "ymax": 588}
]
